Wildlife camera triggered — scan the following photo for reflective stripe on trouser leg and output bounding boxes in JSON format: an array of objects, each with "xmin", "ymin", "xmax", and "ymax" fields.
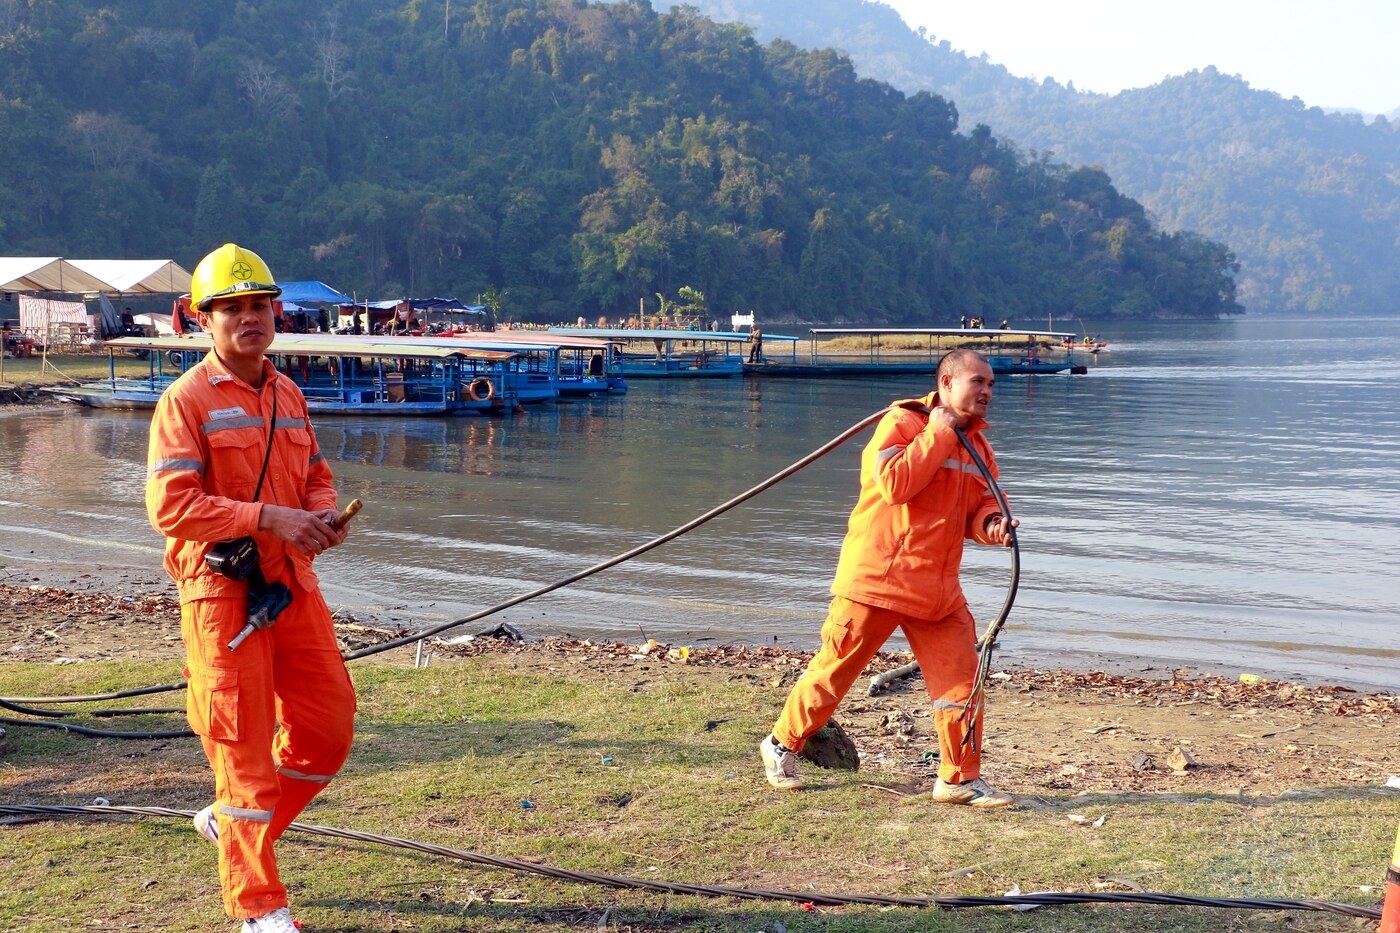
[
  {"xmin": 773, "ymin": 596, "xmax": 900, "ymax": 752},
  {"xmin": 903, "ymin": 604, "xmax": 981, "ymax": 784},
  {"xmin": 266, "ymin": 582, "xmax": 356, "ymax": 842},
  {"xmin": 181, "ymin": 597, "xmax": 287, "ymax": 920}
]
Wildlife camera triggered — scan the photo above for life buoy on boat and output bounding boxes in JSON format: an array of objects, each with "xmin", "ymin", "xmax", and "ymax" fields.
[{"xmin": 467, "ymin": 377, "xmax": 495, "ymax": 401}]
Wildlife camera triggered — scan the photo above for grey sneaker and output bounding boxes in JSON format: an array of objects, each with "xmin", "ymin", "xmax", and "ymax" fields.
[
  {"xmin": 193, "ymin": 804, "xmax": 218, "ymax": 845},
  {"xmin": 242, "ymin": 907, "xmax": 299, "ymax": 933},
  {"xmin": 930, "ymin": 776, "xmax": 1014, "ymax": 808},
  {"xmin": 760, "ymin": 734, "xmax": 804, "ymax": 790}
]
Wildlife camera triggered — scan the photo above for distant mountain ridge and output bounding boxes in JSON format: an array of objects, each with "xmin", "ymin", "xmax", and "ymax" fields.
[
  {"xmin": 0, "ymin": 0, "xmax": 1239, "ymax": 323},
  {"xmin": 666, "ymin": 0, "xmax": 1400, "ymax": 314}
]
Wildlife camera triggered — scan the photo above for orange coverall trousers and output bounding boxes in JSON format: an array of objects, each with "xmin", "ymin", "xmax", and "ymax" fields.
[
  {"xmin": 772, "ymin": 596, "xmax": 983, "ymax": 784},
  {"xmin": 181, "ymin": 576, "xmax": 356, "ymax": 919}
]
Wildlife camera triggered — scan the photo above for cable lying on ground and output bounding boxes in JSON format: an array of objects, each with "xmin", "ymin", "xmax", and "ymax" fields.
[
  {"xmin": 2, "ymin": 408, "xmax": 894, "ymax": 736},
  {"xmin": 0, "ymin": 805, "xmax": 1380, "ymax": 921}
]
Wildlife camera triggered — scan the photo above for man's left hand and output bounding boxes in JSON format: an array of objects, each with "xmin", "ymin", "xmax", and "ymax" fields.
[{"xmin": 985, "ymin": 515, "xmax": 1019, "ymax": 547}]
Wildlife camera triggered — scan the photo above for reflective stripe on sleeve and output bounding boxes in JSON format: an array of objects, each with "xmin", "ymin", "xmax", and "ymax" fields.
[
  {"xmin": 308, "ymin": 452, "xmax": 325, "ymax": 467},
  {"xmin": 877, "ymin": 445, "xmax": 906, "ymax": 464},
  {"xmin": 148, "ymin": 458, "xmax": 204, "ymax": 476}
]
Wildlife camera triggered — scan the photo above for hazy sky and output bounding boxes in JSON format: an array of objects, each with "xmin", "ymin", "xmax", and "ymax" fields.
[{"xmin": 880, "ymin": 0, "xmax": 1398, "ymax": 114}]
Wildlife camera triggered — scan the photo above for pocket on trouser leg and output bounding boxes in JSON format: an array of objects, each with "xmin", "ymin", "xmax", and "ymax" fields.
[
  {"xmin": 186, "ymin": 668, "xmax": 241, "ymax": 741},
  {"xmin": 818, "ymin": 615, "xmax": 856, "ymax": 658}
]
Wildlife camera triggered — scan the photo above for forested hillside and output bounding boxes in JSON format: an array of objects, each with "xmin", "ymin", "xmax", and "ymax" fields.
[
  {"xmin": 670, "ymin": 0, "xmax": 1400, "ymax": 315},
  {"xmin": 0, "ymin": 0, "xmax": 1239, "ymax": 322}
]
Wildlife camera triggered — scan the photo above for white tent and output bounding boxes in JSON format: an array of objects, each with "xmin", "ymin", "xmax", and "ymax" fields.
[
  {"xmin": 0, "ymin": 257, "xmax": 114, "ymax": 294},
  {"xmin": 66, "ymin": 259, "xmax": 192, "ymax": 295}
]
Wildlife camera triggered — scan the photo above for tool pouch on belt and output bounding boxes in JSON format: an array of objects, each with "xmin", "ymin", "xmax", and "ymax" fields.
[{"xmin": 206, "ymin": 536, "xmax": 260, "ymax": 579}]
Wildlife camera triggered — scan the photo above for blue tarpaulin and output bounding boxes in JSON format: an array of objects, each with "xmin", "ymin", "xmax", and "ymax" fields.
[{"xmin": 278, "ymin": 281, "xmax": 353, "ymax": 304}]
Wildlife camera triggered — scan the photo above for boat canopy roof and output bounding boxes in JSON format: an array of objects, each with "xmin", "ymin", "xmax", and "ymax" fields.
[
  {"xmin": 548, "ymin": 327, "xmax": 758, "ymax": 343},
  {"xmin": 453, "ymin": 332, "xmax": 614, "ymax": 350},
  {"xmin": 314, "ymin": 332, "xmax": 589, "ymax": 353},
  {"xmin": 711, "ymin": 330, "xmax": 801, "ymax": 343},
  {"xmin": 809, "ymin": 327, "xmax": 1078, "ymax": 339},
  {"xmin": 105, "ymin": 333, "xmax": 520, "ymax": 362}
]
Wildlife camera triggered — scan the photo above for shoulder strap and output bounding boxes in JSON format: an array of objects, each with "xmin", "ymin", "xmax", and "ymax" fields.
[{"xmin": 251, "ymin": 381, "xmax": 278, "ymax": 503}]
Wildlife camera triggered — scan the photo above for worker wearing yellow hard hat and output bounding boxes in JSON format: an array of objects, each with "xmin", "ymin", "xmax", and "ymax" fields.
[
  {"xmin": 147, "ymin": 243, "xmax": 357, "ymax": 933},
  {"xmin": 189, "ymin": 242, "xmax": 283, "ymax": 310}
]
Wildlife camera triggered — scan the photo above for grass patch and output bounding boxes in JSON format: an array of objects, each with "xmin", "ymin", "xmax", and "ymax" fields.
[
  {"xmin": 0, "ymin": 351, "xmax": 150, "ymax": 387},
  {"xmin": 0, "ymin": 655, "xmax": 1391, "ymax": 932}
]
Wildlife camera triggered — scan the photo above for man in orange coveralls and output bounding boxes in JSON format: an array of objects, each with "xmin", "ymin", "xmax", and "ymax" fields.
[
  {"xmin": 146, "ymin": 243, "xmax": 357, "ymax": 933},
  {"xmin": 760, "ymin": 349, "xmax": 1018, "ymax": 807}
]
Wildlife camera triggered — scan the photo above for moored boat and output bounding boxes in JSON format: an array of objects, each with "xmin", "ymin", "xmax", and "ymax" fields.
[
  {"xmin": 749, "ymin": 327, "xmax": 1090, "ymax": 376},
  {"xmin": 445, "ymin": 330, "xmax": 627, "ymax": 396},
  {"xmin": 47, "ymin": 333, "xmax": 523, "ymax": 415},
  {"xmin": 547, "ymin": 327, "xmax": 747, "ymax": 377},
  {"xmin": 1060, "ymin": 337, "xmax": 1109, "ymax": 352}
]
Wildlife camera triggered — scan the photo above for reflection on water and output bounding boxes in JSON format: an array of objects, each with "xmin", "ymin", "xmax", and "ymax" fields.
[{"xmin": 1, "ymin": 317, "xmax": 1398, "ymax": 689}]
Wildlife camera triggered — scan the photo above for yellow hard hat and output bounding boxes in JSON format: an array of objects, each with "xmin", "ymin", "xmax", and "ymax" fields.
[{"xmin": 190, "ymin": 243, "xmax": 281, "ymax": 311}]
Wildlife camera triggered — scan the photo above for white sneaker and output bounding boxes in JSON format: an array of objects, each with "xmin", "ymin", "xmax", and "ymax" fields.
[
  {"xmin": 242, "ymin": 906, "xmax": 299, "ymax": 933},
  {"xmin": 930, "ymin": 776, "xmax": 1014, "ymax": 808},
  {"xmin": 193, "ymin": 804, "xmax": 218, "ymax": 845},
  {"xmin": 759, "ymin": 734, "xmax": 804, "ymax": 790}
]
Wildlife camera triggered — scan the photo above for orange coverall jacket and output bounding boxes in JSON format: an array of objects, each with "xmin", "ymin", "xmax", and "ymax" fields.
[
  {"xmin": 146, "ymin": 354, "xmax": 336, "ymax": 602},
  {"xmin": 829, "ymin": 391, "xmax": 1005, "ymax": 621},
  {"xmin": 146, "ymin": 352, "xmax": 351, "ymax": 919}
]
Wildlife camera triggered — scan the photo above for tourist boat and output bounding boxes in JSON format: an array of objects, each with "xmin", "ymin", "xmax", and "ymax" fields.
[
  {"xmin": 315, "ymin": 332, "xmax": 564, "ymax": 404},
  {"xmin": 749, "ymin": 328, "xmax": 1091, "ymax": 376},
  {"xmin": 331, "ymin": 330, "xmax": 626, "ymax": 401},
  {"xmin": 546, "ymin": 327, "xmax": 749, "ymax": 377},
  {"xmin": 444, "ymin": 331, "xmax": 627, "ymax": 397},
  {"xmin": 44, "ymin": 333, "xmax": 523, "ymax": 415}
]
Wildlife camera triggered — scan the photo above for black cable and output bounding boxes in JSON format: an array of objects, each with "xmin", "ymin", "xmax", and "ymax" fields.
[
  {"xmin": 0, "ymin": 406, "xmax": 895, "ymax": 735},
  {"xmin": 0, "ymin": 698, "xmax": 183, "ymax": 719},
  {"xmin": 0, "ymin": 718, "xmax": 194, "ymax": 739},
  {"xmin": 0, "ymin": 805, "xmax": 1379, "ymax": 921},
  {"xmin": 1, "ymin": 682, "xmax": 186, "ymax": 705},
  {"xmin": 342, "ymin": 405, "xmax": 892, "ymax": 660},
  {"xmin": 952, "ymin": 425, "xmax": 1020, "ymax": 745}
]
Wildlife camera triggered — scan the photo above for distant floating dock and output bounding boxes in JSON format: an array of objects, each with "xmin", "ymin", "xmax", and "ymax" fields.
[{"xmin": 744, "ymin": 327, "xmax": 1090, "ymax": 376}]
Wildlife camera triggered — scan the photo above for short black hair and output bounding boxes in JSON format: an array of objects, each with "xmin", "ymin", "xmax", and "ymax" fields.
[{"xmin": 936, "ymin": 348, "xmax": 985, "ymax": 386}]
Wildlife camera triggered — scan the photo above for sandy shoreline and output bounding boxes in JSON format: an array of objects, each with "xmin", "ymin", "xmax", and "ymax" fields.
[
  {"xmin": 1, "ymin": 533, "xmax": 1391, "ymax": 691},
  {"xmin": 3, "ymin": 579, "xmax": 1399, "ymax": 800}
]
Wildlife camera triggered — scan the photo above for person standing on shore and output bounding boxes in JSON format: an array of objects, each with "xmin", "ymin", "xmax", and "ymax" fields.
[
  {"xmin": 145, "ymin": 243, "xmax": 357, "ymax": 933},
  {"xmin": 760, "ymin": 349, "xmax": 1018, "ymax": 807}
]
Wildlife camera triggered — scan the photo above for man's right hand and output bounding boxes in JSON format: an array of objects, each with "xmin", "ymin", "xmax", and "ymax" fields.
[
  {"xmin": 930, "ymin": 403, "xmax": 966, "ymax": 429},
  {"xmin": 258, "ymin": 504, "xmax": 342, "ymax": 556}
]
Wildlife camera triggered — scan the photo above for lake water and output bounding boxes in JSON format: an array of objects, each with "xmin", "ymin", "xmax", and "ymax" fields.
[{"xmin": 2, "ymin": 317, "xmax": 1397, "ymax": 689}]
